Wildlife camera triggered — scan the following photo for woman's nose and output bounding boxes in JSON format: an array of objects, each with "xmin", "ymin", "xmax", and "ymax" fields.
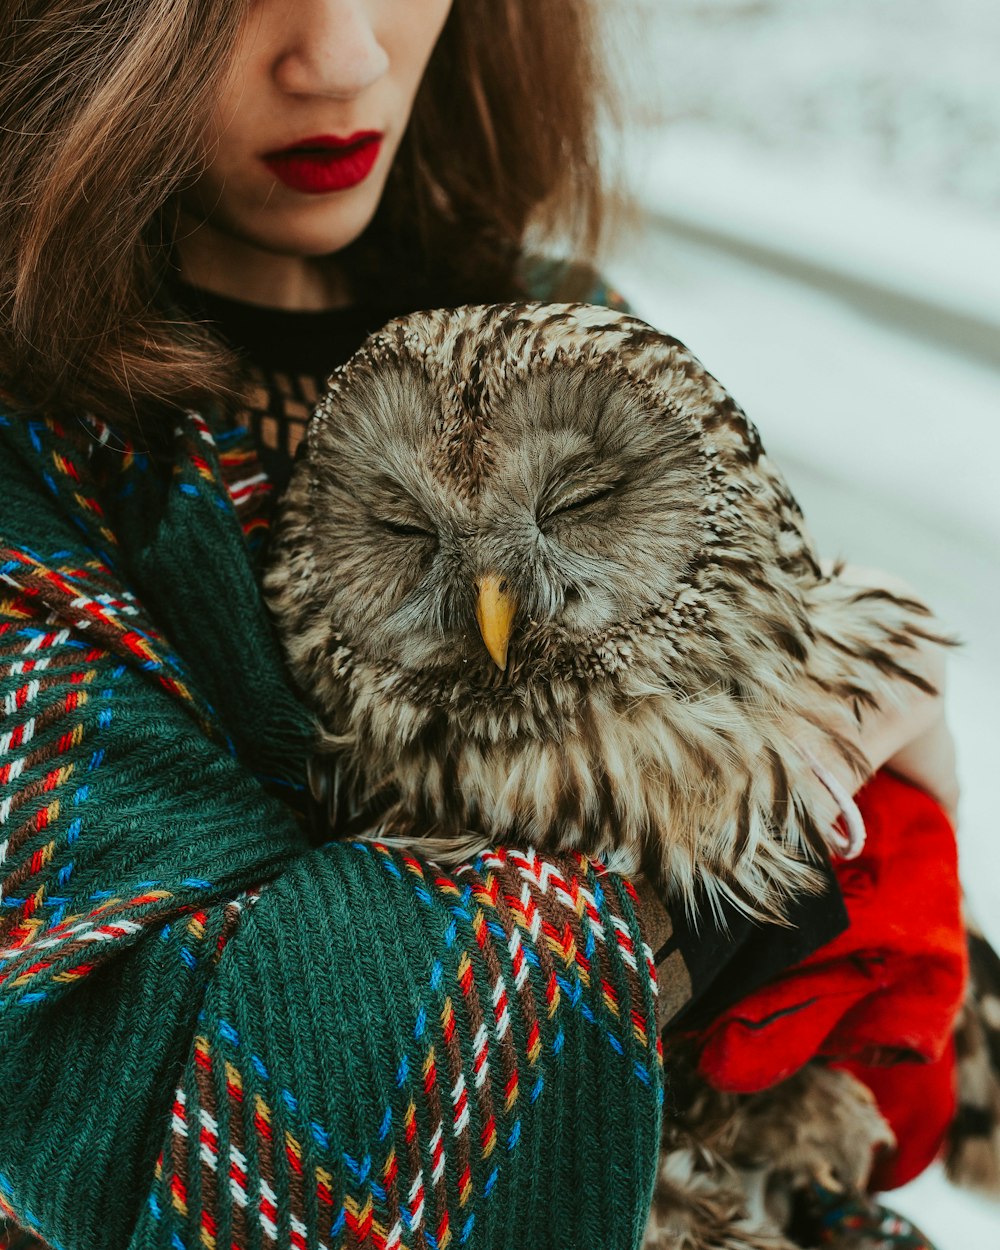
[{"xmin": 272, "ymin": 0, "xmax": 390, "ymax": 100}]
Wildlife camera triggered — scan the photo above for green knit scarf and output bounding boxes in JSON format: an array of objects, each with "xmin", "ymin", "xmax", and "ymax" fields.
[{"xmin": 0, "ymin": 402, "xmax": 663, "ymax": 1250}]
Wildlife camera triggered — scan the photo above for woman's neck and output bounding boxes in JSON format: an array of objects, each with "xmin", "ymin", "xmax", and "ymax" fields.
[{"xmin": 174, "ymin": 211, "xmax": 352, "ymax": 311}]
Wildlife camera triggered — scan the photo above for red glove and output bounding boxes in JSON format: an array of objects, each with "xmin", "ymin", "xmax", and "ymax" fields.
[{"xmin": 695, "ymin": 771, "xmax": 968, "ymax": 1188}]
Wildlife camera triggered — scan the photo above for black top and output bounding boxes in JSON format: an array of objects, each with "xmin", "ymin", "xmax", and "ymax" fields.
[{"xmin": 173, "ymin": 279, "xmax": 395, "ymax": 493}]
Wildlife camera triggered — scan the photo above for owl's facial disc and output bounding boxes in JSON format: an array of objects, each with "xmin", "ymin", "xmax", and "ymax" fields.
[{"xmin": 300, "ymin": 351, "xmax": 707, "ymax": 708}]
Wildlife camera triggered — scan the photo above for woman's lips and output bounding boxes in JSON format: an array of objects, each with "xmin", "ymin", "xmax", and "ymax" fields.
[{"xmin": 262, "ymin": 132, "xmax": 383, "ymax": 194}]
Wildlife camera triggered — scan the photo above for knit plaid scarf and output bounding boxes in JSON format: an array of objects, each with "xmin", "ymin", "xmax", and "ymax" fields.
[{"xmin": 0, "ymin": 405, "xmax": 662, "ymax": 1250}]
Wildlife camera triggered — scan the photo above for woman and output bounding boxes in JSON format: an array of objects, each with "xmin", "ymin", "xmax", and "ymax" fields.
[{"xmin": 0, "ymin": 3, "xmax": 968, "ymax": 1249}]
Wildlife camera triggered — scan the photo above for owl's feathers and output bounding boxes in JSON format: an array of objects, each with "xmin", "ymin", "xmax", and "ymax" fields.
[{"xmin": 263, "ymin": 301, "xmax": 943, "ymax": 922}]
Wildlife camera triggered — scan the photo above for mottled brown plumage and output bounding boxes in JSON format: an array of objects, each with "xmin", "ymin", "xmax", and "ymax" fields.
[
  {"xmin": 265, "ymin": 301, "xmax": 940, "ymax": 922},
  {"xmin": 263, "ymin": 301, "xmax": 959, "ymax": 1247},
  {"xmin": 646, "ymin": 1059, "xmax": 894, "ymax": 1249},
  {"xmin": 946, "ymin": 916, "xmax": 1000, "ymax": 1195}
]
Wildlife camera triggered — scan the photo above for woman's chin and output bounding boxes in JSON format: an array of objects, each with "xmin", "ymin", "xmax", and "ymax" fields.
[
  {"xmin": 238, "ymin": 195, "xmax": 381, "ymax": 260},
  {"xmin": 178, "ymin": 176, "xmax": 385, "ymax": 267}
]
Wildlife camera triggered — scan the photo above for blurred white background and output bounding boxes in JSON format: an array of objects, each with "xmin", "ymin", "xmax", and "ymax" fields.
[{"xmin": 598, "ymin": 2, "xmax": 1000, "ymax": 1245}]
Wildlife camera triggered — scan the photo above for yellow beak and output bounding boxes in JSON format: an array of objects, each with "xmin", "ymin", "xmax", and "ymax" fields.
[{"xmin": 474, "ymin": 574, "xmax": 518, "ymax": 670}]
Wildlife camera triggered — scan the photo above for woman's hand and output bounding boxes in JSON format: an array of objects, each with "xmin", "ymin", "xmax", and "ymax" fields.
[{"xmin": 820, "ymin": 560, "xmax": 959, "ymax": 823}]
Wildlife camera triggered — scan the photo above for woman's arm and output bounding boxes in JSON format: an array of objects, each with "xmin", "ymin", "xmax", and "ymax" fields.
[
  {"xmin": 0, "ymin": 411, "xmax": 663, "ymax": 1250},
  {"xmin": 820, "ymin": 561, "xmax": 959, "ymax": 822}
]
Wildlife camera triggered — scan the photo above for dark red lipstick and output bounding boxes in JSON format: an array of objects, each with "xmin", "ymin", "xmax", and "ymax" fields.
[{"xmin": 262, "ymin": 131, "xmax": 383, "ymax": 194}]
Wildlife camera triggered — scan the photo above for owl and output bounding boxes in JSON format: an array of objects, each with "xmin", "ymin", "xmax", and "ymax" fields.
[
  {"xmin": 263, "ymin": 301, "xmax": 949, "ymax": 1248},
  {"xmin": 264, "ymin": 301, "xmax": 940, "ymax": 917}
]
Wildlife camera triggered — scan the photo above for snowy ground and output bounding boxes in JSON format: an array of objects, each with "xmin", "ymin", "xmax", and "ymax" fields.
[
  {"xmin": 602, "ymin": 0, "xmax": 1000, "ymax": 215},
  {"xmin": 603, "ymin": 134, "xmax": 1000, "ymax": 1249}
]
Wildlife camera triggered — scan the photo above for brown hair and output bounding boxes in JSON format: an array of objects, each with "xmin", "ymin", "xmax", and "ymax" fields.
[{"xmin": 0, "ymin": 0, "xmax": 613, "ymax": 429}]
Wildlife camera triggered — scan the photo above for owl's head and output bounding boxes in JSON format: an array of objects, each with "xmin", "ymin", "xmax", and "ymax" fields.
[{"xmin": 265, "ymin": 303, "xmax": 936, "ymax": 916}]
